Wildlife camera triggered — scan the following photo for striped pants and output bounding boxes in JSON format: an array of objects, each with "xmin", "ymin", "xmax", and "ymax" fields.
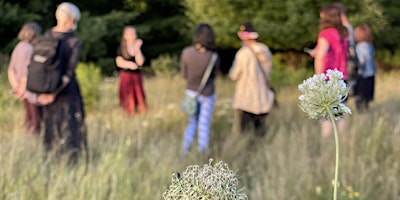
[{"xmin": 182, "ymin": 91, "xmax": 216, "ymax": 156}]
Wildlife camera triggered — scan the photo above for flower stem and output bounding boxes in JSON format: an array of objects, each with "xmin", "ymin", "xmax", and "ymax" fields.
[{"xmin": 326, "ymin": 107, "xmax": 339, "ymax": 200}]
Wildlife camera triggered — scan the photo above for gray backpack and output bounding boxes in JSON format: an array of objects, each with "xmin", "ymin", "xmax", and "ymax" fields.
[{"xmin": 27, "ymin": 32, "xmax": 65, "ymax": 93}]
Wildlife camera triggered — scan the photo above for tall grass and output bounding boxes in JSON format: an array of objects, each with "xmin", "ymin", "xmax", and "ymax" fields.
[{"xmin": 0, "ymin": 71, "xmax": 399, "ymax": 199}]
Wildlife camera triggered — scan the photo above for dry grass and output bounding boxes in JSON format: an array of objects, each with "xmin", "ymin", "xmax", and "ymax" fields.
[{"xmin": 0, "ymin": 71, "xmax": 399, "ymax": 199}]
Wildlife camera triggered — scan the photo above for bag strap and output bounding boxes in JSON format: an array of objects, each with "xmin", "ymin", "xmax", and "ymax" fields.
[
  {"xmin": 196, "ymin": 52, "xmax": 217, "ymax": 95},
  {"xmin": 248, "ymin": 47, "xmax": 269, "ymax": 85}
]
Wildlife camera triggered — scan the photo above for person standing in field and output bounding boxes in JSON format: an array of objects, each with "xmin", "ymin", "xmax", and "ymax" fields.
[
  {"xmin": 7, "ymin": 22, "xmax": 42, "ymax": 135},
  {"xmin": 115, "ymin": 26, "xmax": 147, "ymax": 116},
  {"xmin": 229, "ymin": 21, "xmax": 273, "ymax": 137},
  {"xmin": 309, "ymin": 4, "xmax": 348, "ymax": 137},
  {"xmin": 180, "ymin": 23, "xmax": 220, "ymax": 156},
  {"xmin": 40, "ymin": 2, "xmax": 87, "ymax": 164},
  {"xmin": 353, "ymin": 24, "xmax": 376, "ymax": 112},
  {"xmin": 332, "ymin": 2, "xmax": 359, "ymax": 96}
]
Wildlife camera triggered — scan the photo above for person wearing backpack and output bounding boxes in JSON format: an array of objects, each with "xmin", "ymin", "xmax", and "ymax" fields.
[
  {"xmin": 332, "ymin": 2, "xmax": 358, "ymax": 96},
  {"xmin": 37, "ymin": 2, "xmax": 86, "ymax": 164},
  {"xmin": 7, "ymin": 22, "xmax": 43, "ymax": 135}
]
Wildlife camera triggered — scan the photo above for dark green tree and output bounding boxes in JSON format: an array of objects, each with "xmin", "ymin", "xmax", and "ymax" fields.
[{"xmin": 183, "ymin": 0, "xmax": 391, "ymax": 68}]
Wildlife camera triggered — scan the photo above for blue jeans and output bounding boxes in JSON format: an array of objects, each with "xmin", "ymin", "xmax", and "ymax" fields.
[{"xmin": 182, "ymin": 91, "xmax": 216, "ymax": 156}]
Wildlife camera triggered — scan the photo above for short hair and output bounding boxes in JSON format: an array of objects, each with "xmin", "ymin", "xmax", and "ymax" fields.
[
  {"xmin": 17, "ymin": 22, "xmax": 42, "ymax": 43},
  {"xmin": 55, "ymin": 2, "xmax": 81, "ymax": 26},
  {"xmin": 355, "ymin": 24, "xmax": 372, "ymax": 42},
  {"xmin": 192, "ymin": 23, "xmax": 216, "ymax": 50}
]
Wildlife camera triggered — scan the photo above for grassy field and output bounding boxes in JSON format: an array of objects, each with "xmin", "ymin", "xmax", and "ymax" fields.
[{"xmin": 0, "ymin": 71, "xmax": 399, "ymax": 200}]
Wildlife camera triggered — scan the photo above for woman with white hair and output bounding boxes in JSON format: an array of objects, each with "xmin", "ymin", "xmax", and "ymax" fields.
[{"xmin": 40, "ymin": 2, "xmax": 86, "ymax": 164}]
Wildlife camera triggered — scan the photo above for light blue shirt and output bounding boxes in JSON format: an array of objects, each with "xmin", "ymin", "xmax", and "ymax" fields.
[{"xmin": 356, "ymin": 41, "xmax": 376, "ymax": 78}]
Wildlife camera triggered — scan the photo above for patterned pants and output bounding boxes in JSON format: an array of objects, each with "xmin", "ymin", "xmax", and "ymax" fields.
[{"xmin": 182, "ymin": 92, "xmax": 216, "ymax": 156}]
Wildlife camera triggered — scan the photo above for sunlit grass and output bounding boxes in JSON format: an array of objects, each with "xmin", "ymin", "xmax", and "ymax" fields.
[{"xmin": 0, "ymin": 71, "xmax": 399, "ymax": 199}]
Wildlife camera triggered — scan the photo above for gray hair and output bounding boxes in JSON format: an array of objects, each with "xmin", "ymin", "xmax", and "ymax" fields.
[{"xmin": 55, "ymin": 2, "xmax": 81, "ymax": 31}]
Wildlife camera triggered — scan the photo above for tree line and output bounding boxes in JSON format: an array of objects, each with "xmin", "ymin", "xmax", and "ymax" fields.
[{"xmin": 1, "ymin": 0, "xmax": 399, "ymax": 75}]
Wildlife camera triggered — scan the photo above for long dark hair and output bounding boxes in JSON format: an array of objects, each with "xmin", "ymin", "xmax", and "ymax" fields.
[
  {"xmin": 319, "ymin": 4, "xmax": 347, "ymax": 40},
  {"xmin": 192, "ymin": 23, "xmax": 216, "ymax": 50},
  {"xmin": 120, "ymin": 25, "xmax": 135, "ymax": 60}
]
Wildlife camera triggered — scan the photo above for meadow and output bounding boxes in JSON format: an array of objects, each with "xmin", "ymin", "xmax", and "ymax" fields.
[{"xmin": 0, "ymin": 69, "xmax": 399, "ymax": 200}]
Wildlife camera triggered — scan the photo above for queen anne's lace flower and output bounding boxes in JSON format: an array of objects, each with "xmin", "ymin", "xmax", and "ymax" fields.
[
  {"xmin": 163, "ymin": 159, "xmax": 248, "ymax": 200},
  {"xmin": 298, "ymin": 69, "xmax": 352, "ymax": 120}
]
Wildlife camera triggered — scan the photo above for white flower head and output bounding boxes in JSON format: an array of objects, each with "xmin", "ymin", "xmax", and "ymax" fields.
[
  {"xmin": 298, "ymin": 69, "xmax": 352, "ymax": 120},
  {"xmin": 163, "ymin": 159, "xmax": 248, "ymax": 200}
]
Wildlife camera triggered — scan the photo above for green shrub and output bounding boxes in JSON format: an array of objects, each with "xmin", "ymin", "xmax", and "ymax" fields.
[
  {"xmin": 270, "ymin": 53, "xmax": 314, "ymax": 88},
  {"xmin": 96, "ymin": 57, "xmax": 117, "ymax": 77},
  {"xmin": 76, "ymin": 62, "xmax": 102, "ymax": 109},
  {"xmin": 0, "ymin": 62, "xmax": 9, "ymax": 108},
  {"xmin": 375, "ymin": 49, "xmax": 400, "ymax": 70},
  {"xmin": 150, "ymin": 54, "xmax": 180, "ymax": 78},
  {"xmin": 0, "ymin": 85, "xmax": 3, "ymax": 108}
]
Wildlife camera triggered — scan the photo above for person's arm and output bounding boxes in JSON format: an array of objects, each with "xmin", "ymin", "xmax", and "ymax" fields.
[
  {"xmin": 133, "ymin": 39, "xmax": 144, "ymax": 66},
  {"xmin": 229, "ymin": 50, "xmax": 245, "ymax": 81},
  {"xmin": 259, "ymin": 47, "xmax": 272, "ymax": 78},
  {"xmin": 8, "ymin": 68, "xmax": 19, "ymax": 94},
  {"xmin": 356, "ymin": 42, "xmax": 368, "ymax": 65},
  {"xmin": 115, "ymin": 39, "xmax": 144, "ymax": 70},
  {"xmin": 8, "ymin": 67, "xmax": 25, "ymax": 99},
  {"xmin": 115, "ymin": 56, "xmax": 140, "ymax": 70},
  {"xmin": 213, "ymin": 55, "xmax": 221, "ymax": 78},
  {"xmin": 8, "ymin": 45, "xmax": 31, "ymax": 99},
  {"xmin": 50, "ymin": 37, "xmax": 81, "ymax": 98},
  {"xmin": 180, "ymin": 49, "xmax": 188, "ymax": 79},
  {"xmin": 314, "ymin": 37, "xmax": 329, "ymax": 74},
  {"xmin": 17, "ymin": 77, "xmax": 27, "ymax": 98}
]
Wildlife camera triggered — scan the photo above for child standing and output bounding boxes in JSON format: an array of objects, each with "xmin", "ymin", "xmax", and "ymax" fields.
[{"xmin": 354, "ymin": 24, "xmax": 376, "ymax": 112}]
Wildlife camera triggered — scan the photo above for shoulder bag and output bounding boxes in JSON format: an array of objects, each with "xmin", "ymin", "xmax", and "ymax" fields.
[
  {"xmin": 181, "ymin": 52, "xmax": 217, "ymax": 116},
  {"xmin": 248, "ymin": 47, "xmax": 275, "ymax": 113}
]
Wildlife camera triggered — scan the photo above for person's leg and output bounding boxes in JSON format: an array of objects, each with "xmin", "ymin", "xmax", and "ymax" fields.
[
  {"xmin": 119, "ymin": 72, "xmax": 135, "ymax": 116},
  {"xmin": 182, "ymin": 115, "xmax": 198, "ymax": 156},
  {"xmin": 240, "ymin": 110, "xmax": 253, "ymax": 134},
  {"xmin": 364, "ymin": 76, "xmax": 375, "ymax": 111},
  {"xmin": 197, "ymin": 94, "xmax": 216, "ymax": 154},
  {"xmin": 321, "ymin": 120, "xmax": 332, "ymax": 138},
  {"xmin": 22, "ymin": 99, "xmax": 31, "ymax": 133},
  {"xmin": 26, "ymin": 102, "xmax": 41, "ymax": 135},
  {"xmin": 356, "ymin": 99, "xmax": 368, "ymax": 113},
  {"xmin": 42, "ymin": 101, "xmax": 63, "ymax": 158},
  {"xmin": 254, "ymin": 113, "xmax": 268, "ymax": 137},
  {"xmin": 66, "ymin": 97, "xmax": 85, "ymax": 164},
  {"xmin": 133, "ymin": 73, "xmax": 147, "ymax": 114}
]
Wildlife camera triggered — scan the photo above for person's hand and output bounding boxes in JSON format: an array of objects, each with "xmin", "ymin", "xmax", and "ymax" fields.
[
  {"xmin": 13, "ymin": 88, "xmax": 25, "ymax": 99},
  {"xmin": 37, "ymin": 93, "xmax": 55, "ymax": 105},
  {"xmin": 304, "ymin": 47, "xmax": 315, "ymax": 57},
  {"xmin": 135, "ymin": 39, "xmax": 143, "ymax": 48},
  {"xmin": 127, "ymin": 62, "xmax": 140, "ymax": 70}
]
